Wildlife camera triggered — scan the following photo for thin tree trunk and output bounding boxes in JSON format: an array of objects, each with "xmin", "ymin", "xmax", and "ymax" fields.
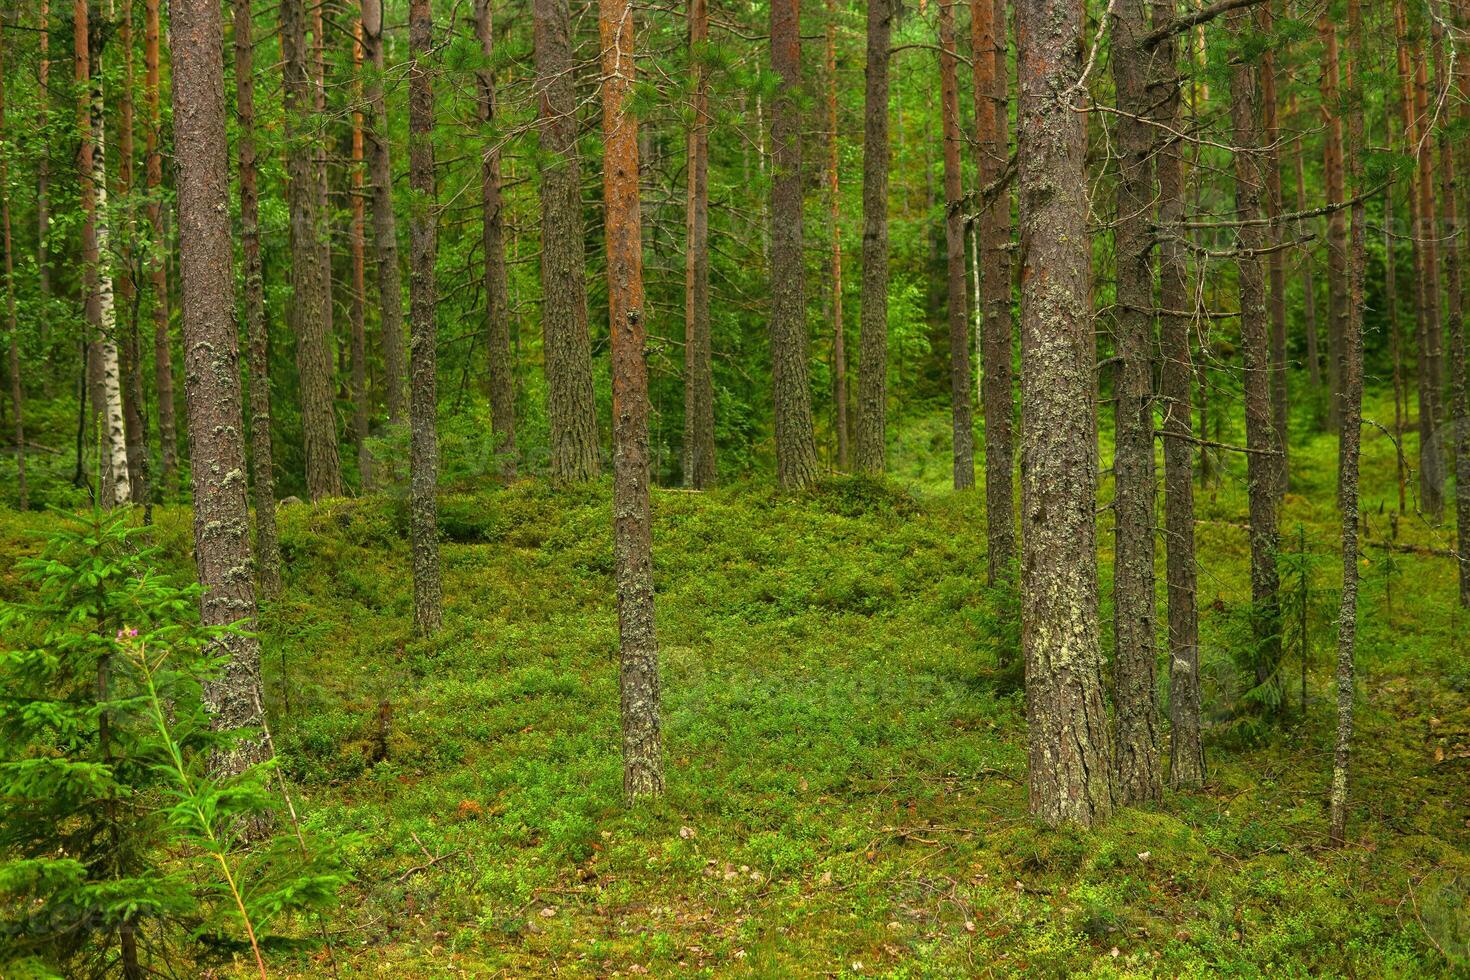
[
  {"xmin": 1412, "ymin": 19, "xmax": 1446, "ymax": 519},
  {"xmin": 284, "ymin": 0, "xmax": 343, "ymax": 500},
  {"xmin": 1329, "ymin": 0, "xmax": 1366, "ymax": 848},
  {"xmin": 770, "ymin": 0, "xmax": 819, "ymax": 488},
  {"xmin": 145, "ymin": 0, "xmax": 177, "ymax": 494},
  {"xmin": 600, "ymin": 0, "xmax": 663, "ymax": 801},
  {"xmin": 939, "ymin": 0, "xmax": 973, "ymax": 490},
  {"xmin": 116, "ymin": 0, "xmax": 149, "ymax": 505},
  {"xmin": 533, "ymin": 0, "xmax": 601, "ymax": 482},
  {"xmin": 1228, "ymin": 8, "xmax": 1281, "ymax": 711},
  {"xmin": 1016, "ymin": 0, "xmax": 1113, "ymax": 829},
  {"xmin": 350, "ymin": 16, "xmax": 370, "ymax": 488},
  {"xmin": 682, "ymin": 0, "xmax": 716, "ymax": 487},
  {"xmin": 1289, "ymin": 91, "xmax": 1321, "ymax": 390},
  {"xmin": 171, "ymin": 0, "xmax": 271, "ymax": 791},
  {"xmin": 234, "ymin": 0, "xmax": 282, "ymax": 598},
  {"xmin": 0, "ymin": 13, "xmax": 21, "ymax": 511},
  {"xmin": 855, "ymin": 0, "xmax": 892, "ymax": 474},
  {"xmin": 1260, "ymin": 4, "xmax": 1287, "ymax": 492},
  {"xmin": 826, "ymin": 0, "xmax": 849, "ymax": 472},
  {"xmin": 1384, "ymin": 151, "xmax": 1408, "ymax": 516},
  {"xmin": 1153, "ymin": 0, "xmax": 1203, "ymax": 788},
  {"xmin": 37, "ymin": 0, "xmax": 49, "ymax": 349},
  {"xmin": 408, "ymin": 0, "xmax": 441, "ymax": 637},
  {"xmin": 1109, "ymin": 0, "xmax": 1161, "ymax": 805},
  {"xmin": 362, "ymin": 0, "xmax": 407, "ymax": 428},
  {"xmin": 1320, "ymin": 16, "xmax": 1346, "ymax": 435},
  {"xmin": 475, "ymin": 0, "xmax": 517, "ymax": 476}
]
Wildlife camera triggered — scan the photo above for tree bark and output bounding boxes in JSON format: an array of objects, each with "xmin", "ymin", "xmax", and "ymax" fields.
[
  {"xmin": 144, "ymin": 0, "xmax": 178, "ymax": 495},
  {"xmin": 351, "ymin": 16, "xmax": 370, "ymax": 488},
  {"xmin": 599, "ymin": 0, "xmax": 663, "ymax": 801},
  {"xmin": 233, "ymin": 0, "xmax": 282, "ymax": 598},
  {"xmin": 534, "ymin": 0, "xmax": 601, "ymax": 482},
  {"xmin": 939, "ymin": 0, "xmax": 974, "ymax": 490},
  {"xmin": 1319, "ymin": 16, "xmax": 1346, "ymax": 435},
  {"xmin": 37, "ymin": 0, "xmax": 49, "ymax": 346},
  {"xmin": 475, "ymin": 0, "xmax": 517, "ymax": 476},
  {"xmin": 116, "ymin": 0, "xmax": 149, "ymax": 506},
  {"xmin": 0, "ymin": 13, "xmax": 23, "ymax": 511},
  {"xmin": 1109, "ymin": 0, "xmax": 1161, "ymax": 805},
  {"xmin": 1228, "ymin": 8, "xmax": 1282, "ymax": 710},
  {"xmin": 855, "ymin": 0, "xmax": 892, "ymax": 475},
  {"xmin": 171, "ymin": 0, "xmax": 271, "ymax": 786},
  {"xmin": 682, "ymin": 0, "xmax": 716, "ymax": 488},
  {"xmin": 1016, "ymin": 0, "xmax": 1113, "ymax": 828},
  {"xmin": 1288, "ymin": 92, "xmax": 1321, "ymax": 390},
  {"xmin": 362, "ymin": 0, "xmax": 407, "ymax": 428},
  {"xmin": 1411, "ymin": 17, "xmax": 1446, "ymax": 519},
  {"xmin": 770, "ymin": 0, "xmax": 819, "ymax": 488},
  {"xmin": 826, "ymin": 0, "xmax": 849, "ymax": 472},
  {"xmin": 408, "ymin": 0, "xmax": 442, "ymax": 637},
  {"xmin": 1260, "ymin": 4, "xmax": 1287, "ymax": 493}
]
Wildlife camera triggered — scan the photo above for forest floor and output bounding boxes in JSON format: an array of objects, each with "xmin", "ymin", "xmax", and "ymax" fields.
[{"xmin": 3, "ymin": 392, "xmax": 1470, "ymax": 976}]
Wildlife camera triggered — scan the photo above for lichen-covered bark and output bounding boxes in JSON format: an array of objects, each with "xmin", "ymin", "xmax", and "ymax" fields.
[
  {"xmin": 769, "ymin": 0, "xmax": 819, "ymax": 489},
  {"xmin": 600, "ymin": 0, "xmax": 663, "ymax": 801},
  {"xmin": 1109, "ymin": 0, "xmax": 1160, "ymax": 805},
  {"xmin": 533, "ymin": 0, "xmax": 601, "ymax": 482},
  {"xmin": 973, "ymin": 0, "xmax": 1015, "ymax": 584},
  {"xmin": 362, "ymin": 0, "xmax": 407, "ymax": 429},
  {"xmin": 170, "ymin": 0, "xmax": 270, "ymax": 787},
  {"xmin": 1151, "ymin": 0, "xmax": 1203, "ymax": 789},
  {"xmin": 0, "ymin": 14, "xmax": 24, "ymax": 512},
  {"xmin": 938, "ymin": 0, "xmax": 974, "ymax": 491},
  {"xmin": 145, "ymin": 0, "xmax": 178, "ymax": 495},
  {"xmin": 683, "ymin": 0, "xmax": 717, "ymax": 488},
  {"xmin": 855, "ymin": 0, "xmax": 892, "ymax": 475},
  {"xmin": 284, "ymin": 0, "xmax": 343, "ymax": 501},
  {"xmin": 1227, "ymin": 10, "xmax": 1282, "ymax": 708},
  {"xmin": 826, "ymin": 0, "xmax": 849, "ymax": 473},
  {"xmin": 1016, "ymin": 0, "xmax": 1113, "ymax": 829},
  {"xmin": 475, "ymin": 0, "xmax": 517, "ymax": 476},
  {"xmin": 408, "ymin": 0, "xmax": 442, "ymax": 638},
  {"xmin": 233, "ymin": 0, "xmax": 281, "ymax": 599}
]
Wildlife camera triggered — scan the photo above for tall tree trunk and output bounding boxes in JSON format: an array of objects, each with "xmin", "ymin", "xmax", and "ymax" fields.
[
  {"xmin": 284, "ymin": 0, "xmax": 343, "ymax": 500},
  {"xmin": 600, "ymin": 0, "xmax": 663, "ymax": 801},
  {"xmin": 475, "ymin": 0, "xmax": 517, "ymax": 476},
  {"xmin": 37, "ymin": 0, "xmax": 49, "ymax": 344},
  {"xmin": 974, "ymin": 0, "xmax": 1014, "ymax": 584},
  {"xmin": 144, "ymin": 0, "xmax": 178, "ymax": 494},
  {"xmin": 1228, "ymin": 8, "xmax": 1281, "ymax": 711},
  {"xmin": 408, "ymin": 0, "xmax": 441, "ymax": 636},
  {"xmin": 1260, "ymin": 5, "xmax": 1287, "ymax": 492},
  {"xmin": 115, "ymin": 0, "xmax": 149, "ymax": 505},
  {"xmin": 350, "ymin": 16, "xmax": 369, "ymax": 487},
  {"xmin": 855, "ymin": 0, "xmax": 892, "ymax": 474},
  {"xmin": 1109, "ymin": 0, "xmax": 1161, "ymax": 805},
  {"xmin": 770, "ymin": 0, "xmax": 819, "ymax": 488},
  {"xmin": 233, "ymin": 0, "xmax": 282, "ymax": 598},
  {"xmin": 1288, "ymin": 92, "xmax": 1321, "ymax": 390},
  {"xmin": 1329, "ymin": 0, "xmax": 1366, "ymax": 848},
  {"xmin": 362, "ymin": 0, "xmax": 407, "ymax": 428},
  {"xmin": 171, "ymin": 0, "xmax": 271, "ymax": 788},
  {"xmin": 533, "ymin": 0, "xmax": 601, "ymax": 482},
  {"xmin": 826, "ymin": 0, "xmax": 849, "ymax": 472},
  {"xmin": 1412, "ymin": 20, "xmax": 1446, "ymax": 519},
  {"xmin": 0, "ymin": 13, "xmax": 21, "ymax": 511},
  {"xmin": 938, "ymin": 0, "xmax": 973, "ymax": 490},
  {"xmin": 1320, "ymin": 16, "xmax": 1346, "ymax": 435},
  {"xmin": 682, "ymin": 0, "xmax": 716, "ymax": 487},
  {"xmin": 1016, "ymin": 0, "xmax": 1113, "ymax": 829},
  {"xmin": 1152, "ymin": 0, "xmax": 1203, "ymax": 788}
]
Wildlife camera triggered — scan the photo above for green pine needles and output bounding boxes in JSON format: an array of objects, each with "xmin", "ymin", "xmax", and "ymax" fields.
[{"xmin": 0, "ymin": 504, "xmax": 348, "ymax": 979}]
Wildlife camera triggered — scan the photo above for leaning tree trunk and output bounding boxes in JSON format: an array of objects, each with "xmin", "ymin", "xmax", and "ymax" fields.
[
  {"xmin": 1016, "ymin": 0, "xmax": 1113, "ymax": 829},
  {"xmin": 533, "ymin": 0, "xmax": 601, "ymax": 482},
  {"xmin": 475, "ymin": 0, "xmax": 517, "ymax": 476},
  {"xmin": 769, "ymin": 0, "xmax": 819, "ymax": 489},
  {"xmin": 362, "ymin": 0, "xmax": 407, "ymax": 428},
  {"xmin": 938, "ymin": 0, "xmax": 974, "ymax": 491},
  {"xmin": 1109, "ymin": 0, "xmax": 1161, "ymax": 805},
  {"xmin": 170, "ymin": 0, "xmax": 271, "ymax": 788},
  {"xmin": 0, "ymin": 13, "xmax": 23, "ymax": 511},
  {"xmin": 145, "ymin": 0, "xmax": 178, "ymax": 494},
  {"xmin": 408, "ymin": 0, "xmax": 442, "ymax": 637},
  {"xmin": 599, "ymin": 0, "xmax": 663, "ymax": 801},
  {"xmin": 1228, "ymin": 8, "xmax": 1282, "ymax": 713},
  {"xmin": 855, "ymin": 0, "xmax": 893, "ymax": 475},
  {"xmin": 682, "ymin": 0, "xmax": 716, "ymax": 487},
  {"xmin": 826, "ymin": 0, "xmax": 849, "ymax": 472},
  {"xmin": 233, "ymin": 0, "xmax": 282, "ymax": 598}
]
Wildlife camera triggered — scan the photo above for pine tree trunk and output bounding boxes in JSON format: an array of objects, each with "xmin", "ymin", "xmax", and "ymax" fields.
[
  {"xmin": 475, "ymin": 0, "xmax": 517, "ymax": 476},
  {"xmin": 682, "ymin": 0, "xmax": 716, "ymax": 487},
  {"xmin": 0, "ymin": 15, "xmax": 23, "ymax": 512},
  {"xmin": 1228, "ymin": 8, "xmax": 1282, "ymax": 710},
  {"xmin": 1412, "ymin": 23, "xmax": 1446, "ymax": 519},
  {"xmin": 973, "ymin": 0, "xmax": 1015, "ymax": 584},
  {"xmin": 1109, "ymin": 0, "xmax": 1161, "ymax": 805},
  {"xmin": 171, "ymin": 0, "xmax": 271, "ymax": 789},
  {"xmin": 533, "ymin": 0, "xmax": 601, "ymax": 482},
  {"xmin": 1289, "ymin": 92, "xmax": 1322, "ymax": 390},
  {"xmin": 938, "ymin": 0, "xmax": 974, "ymax": 490},
  {"xmin": 144, "ymin": 0, "xmax": 178, "ymax": 494},
  {"xmin": 826, "ymin": 0, "xmax": 849, "ymax": 473},
  {"xmin": 1260, "ymin": 5, "xmax": 1288, "ymax": 493},
  {"xmin": 1152, "ymin": 0, "xmax": 1203, "ymax": 789},
  {"xmin": 362, "ymin": 0, "xmax": 407, "ymax": 428},
  {"xmin": 350, "ymin": 16, "xmax": 371, "ymax": 488},
  {"xmin": 1320, "ymin": 17, "xmax": 1346, "ymax": 435},
  {"xmin": 770, "ymin": 0, "xmax": 819, "ymax": 488},
  {"xmin": 408, "ymin": 0, "xmax": 442, "ymax": 637},
  {"xmin": 599, "ymin": 0, "xmax": 663, "ymax": 801},
  {"xmin": 233, "ymin": 0, "xmax": 282, "ymax": 598},
  {"xmin": 1016, "ymin": 0, "xmax": 1113, "ymax": 829},
  {"xmin": 36, "ymin": 0, "xmax": 49, "ymax": 342},
  {"xmin": 855, "ymin": 0, "xmax": 892, "ymax": 475}
]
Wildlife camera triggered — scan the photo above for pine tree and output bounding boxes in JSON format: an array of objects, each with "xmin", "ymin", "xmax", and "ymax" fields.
[{"xmin": 855, "ymin": 0, "xmax": 893, "ymax": 475}]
